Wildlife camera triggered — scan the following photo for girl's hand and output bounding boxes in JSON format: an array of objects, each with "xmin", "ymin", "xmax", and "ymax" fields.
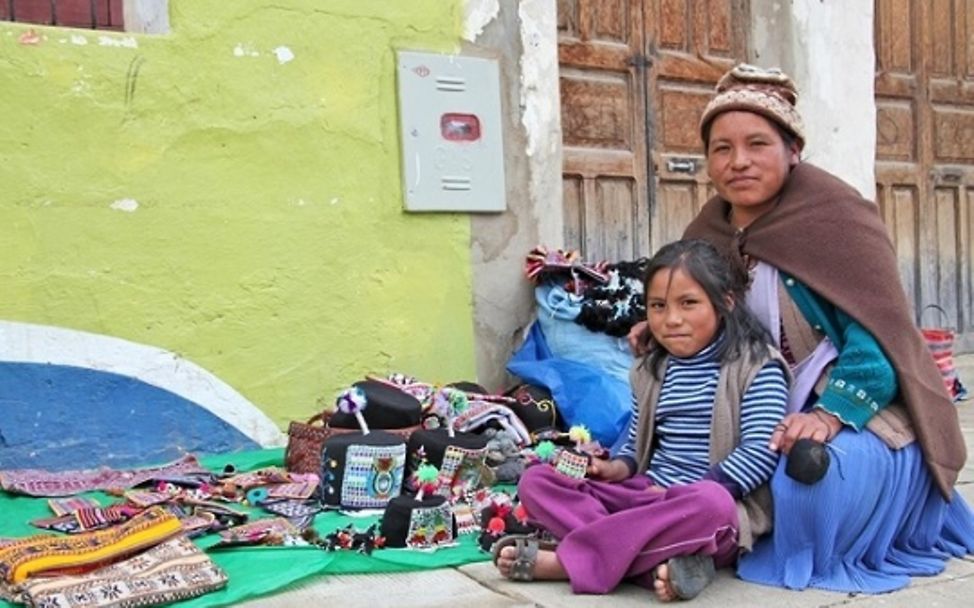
[
  {"xmin": 769, "ymin": 409, "xmax": 843, "ymax": 454},
  {"xmin": 586, "ymin": 458, "xmax": 630, "ymax": 482},
  {"xmin": 627, "ymin": 320, "xmax": 651, "ymax": 356}
]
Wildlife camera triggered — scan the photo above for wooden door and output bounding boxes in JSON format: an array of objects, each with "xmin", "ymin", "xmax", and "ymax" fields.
[
  {"xmin": 557, "ymin": 0, "xmax": 749, "ymax": 262},
  {"xmin": 875, "ymin": 0, "xmax": 974, "ymax": 349}
]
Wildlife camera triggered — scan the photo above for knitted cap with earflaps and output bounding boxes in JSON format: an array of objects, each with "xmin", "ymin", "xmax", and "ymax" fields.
[{"xmin": 699, "ymin": 63, "xmax": 806, "ymax": 150}]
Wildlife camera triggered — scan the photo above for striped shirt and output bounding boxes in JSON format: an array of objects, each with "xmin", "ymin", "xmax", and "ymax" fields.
[{"xmin": 616, "ymin": 336, "xmax": 788, "ymax": 495}]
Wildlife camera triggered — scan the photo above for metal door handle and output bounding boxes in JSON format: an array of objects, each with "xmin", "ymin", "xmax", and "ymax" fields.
[{"xmin": 666, "ymin": 158, "xmax": 698, "ymax": 174}]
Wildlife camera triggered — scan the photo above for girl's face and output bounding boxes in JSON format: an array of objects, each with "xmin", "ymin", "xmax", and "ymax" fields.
[
  {"xmin": 706, "ymin": 111, "xmax": 800, "ymax": 223},
  {"xmin": 646, "ymin": 267, "xmax": 719, "ymax": 358}
]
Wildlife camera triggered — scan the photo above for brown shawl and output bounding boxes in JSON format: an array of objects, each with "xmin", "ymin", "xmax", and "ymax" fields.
[{"xmin": 684, "ymin": 162, "xmax": 965, "ymax": 498}]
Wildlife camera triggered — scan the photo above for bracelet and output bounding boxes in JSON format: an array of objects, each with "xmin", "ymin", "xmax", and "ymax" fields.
[{"xmin": 811, "ymin": 409, "xmax": 839, "ymax": 440}]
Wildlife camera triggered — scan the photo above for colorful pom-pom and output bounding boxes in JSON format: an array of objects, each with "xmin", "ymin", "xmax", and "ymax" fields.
[
  {"xmin": 416, "ymin": 463, "xmax": 439, "ymax": 484},
  {"xmin": 568, "ymin": 424, "xmax": 591, "ymax": 445},
  {"xmin": 335, "ymin": 386, "xmax": 368, "ymax": 414},
  {"xmin": 487, "ymin": 516, "xmax": 507, "ymax": 535},
  {"xmin": 535, "ymin": 440, "xmax": 557, "ymax": 462}
]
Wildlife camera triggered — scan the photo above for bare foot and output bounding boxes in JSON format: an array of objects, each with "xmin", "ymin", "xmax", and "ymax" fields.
[
  {"xmin": 653, "ymin": 562, "xmax": 679, "ymax": 602},
  {"xmin": 654, "ymin": 555, "xmax": 715, "ymax": 601},
  {"xmin": 496, "ymin": 546, "xmax": 568, "ymax": 581}
]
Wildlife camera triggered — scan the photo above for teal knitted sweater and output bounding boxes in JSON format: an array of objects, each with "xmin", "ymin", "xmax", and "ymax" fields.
[{"xmin": 781, "ymin": 272, "xmax": 898, "ymax": 429}]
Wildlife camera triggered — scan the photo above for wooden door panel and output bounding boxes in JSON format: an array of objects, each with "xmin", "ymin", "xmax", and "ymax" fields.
[
  {"xmin": 654, "ymin": 181, "xmax": 705, "ymax": 246},
  {"xmin": 560, "ymin": 72, "xmax": 635, "ymax": 151},
  {"xmin": 876, "ymin": 100, "xmax": 918, "ymax": 162},
  {"xmin": 562, "ymin": 175, "xmax": 646, "ymax": 261},
  {"xmin": 875, "ymin": 0, "xmax": 915, "ymax": 71},
  {"xmin": 932, "ymin": 107, "xmax": 974, "ymax": 161},
  {"xmin": 877, "ymin": 183, "xmax": 921, "ymax": 307},
  {"xmin": 917, "ymin": 186, "xmax": 953, "ymax": 321},
  {"xmin": 587, "ymin": 177, "xmax": 643, "ymax": 260},
  {"xmin": 652, "ymin": 0, "xmax": 738, "ymax": 60},
  {"xmin": 558, "ymin": 0, "xmax": 648, "ymax": 262},
  {"xmin": 591, "ymin": 0, "xmax": 633, "ymax": 41},
  {"xmin": 658, "ymin": 87, "xmax": 713, "ymax": 152},
  {"xmin": 701, "ymin": 0, "xmax": 735, "ymax": 52},
  {"xmin": 929, "ymin": 0, "xmax": 955, "ymax": 76},
  {"xmin": 657, "ymin": 0, "xmax": 688, "ymax": 48},
  {"xmin": 962, "ymin": 186, "xmax": 974, "ymax": 341},
  {"xmin": 930, "ymin": 187, "xmax": 961, "ymax": 326},
  {"xmin": 563, "ymin": 175, "xmax": 584, "ymax": 252}
]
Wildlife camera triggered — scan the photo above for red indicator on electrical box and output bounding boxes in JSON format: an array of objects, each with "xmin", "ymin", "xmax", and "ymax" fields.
[{"xmin": 440, "ymin": 113, "xmax": 481, "ymax": 141}]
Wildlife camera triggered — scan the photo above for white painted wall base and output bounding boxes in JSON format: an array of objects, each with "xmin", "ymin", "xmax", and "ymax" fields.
[{"xmin": 750, "ymin": 0, "xmax": 876, "ymax": 199}]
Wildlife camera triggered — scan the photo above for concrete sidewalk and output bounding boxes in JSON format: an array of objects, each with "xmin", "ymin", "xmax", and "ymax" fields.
[{"xmin": 242, "ymin": 357, "xmax": 974, "ymax": 608}]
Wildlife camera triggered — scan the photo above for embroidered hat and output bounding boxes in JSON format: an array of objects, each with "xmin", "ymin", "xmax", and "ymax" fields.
[
  {"xmin": 699, "ymin": 63, "xmax": 806, "ymax": 150},
  {"xmin": 380, "ymin": 493, "xmax": 456, "ymax": 549},
  {"xmin": 504, "ymin": 383, "xmax": 561, "ymax": 433},
  {"xmin": 318, "ymin": 431, "xmax": 407, "ymax": 509},
  {"xmin": 327, "ymin": 379, "xmax": 423, "ymax": 431},
  {"xmin": 405, "ymin": 428, "xmax": 488, "ymax": 496}
]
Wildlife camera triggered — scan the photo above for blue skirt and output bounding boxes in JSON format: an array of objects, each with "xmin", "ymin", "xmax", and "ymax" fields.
[{"xmin": 738, "ymin": 428, "xmax": 974, "ymax": 593}]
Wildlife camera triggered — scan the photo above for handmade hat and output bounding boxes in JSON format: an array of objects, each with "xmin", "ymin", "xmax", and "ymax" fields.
[
  {"xmin": 318, "ymin": 431, "xmax": 407, "ymax": 509},
  {"xmin": 406, "ymin": 428, "xmax": 488, "ymax": 496},
  {"xmin": 699, "ymin": 63, "xmax": 805, "ymax": 150},
  {"xmin": 504, "ymin": 383, "xmax": 561, "ymax": 433},
  {"xmin": 380, "ymin": 493, "xmax": 456, "ymax": 549},
  {"xmin": 327, "ymin": 379, "xmax": 423, "ymax": 431}
]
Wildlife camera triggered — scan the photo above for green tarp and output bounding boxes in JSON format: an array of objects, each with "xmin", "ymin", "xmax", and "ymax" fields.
[{"xmin": 0, "ymin": 449, "xmax": 495, "ymax": 607}]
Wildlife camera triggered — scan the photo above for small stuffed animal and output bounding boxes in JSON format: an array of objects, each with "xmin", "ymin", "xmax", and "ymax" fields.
[{"xmin": 482, "ymin": 428, "xmax": 525, "ymax": 483}]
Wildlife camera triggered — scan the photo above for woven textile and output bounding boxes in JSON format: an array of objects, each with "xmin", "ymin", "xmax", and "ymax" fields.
[
  {"xmin": 405, "ymin": 500, "xmax": 455, "ymax": 549},
  {"xmin": 5, "ymin": 536, "xmax": 226, "ymax": 608},
  {"xmin": 0, "ymin": 507, "xmax": 181, "ymax": 584},
  {"xmin": 266, "ymin": 475, "xmax": 318, "ymax": 500},
  {"xmin": 554, "ymin": 450, "xmax": 588, "ymax": 479},
  {"xmin": 436, "ymin": 445, "xmax": 487, "ymax": 497},
  {"xmin": 214, "ymin": 518, "xmax": 299, "ymax": 547},
  {"xmin": 339, "ymin": 444, "xmax": 406, "ymax": 509},
  {"xmin": 48, "ymin": 497, "xmax": 101, "ymax": 517},
  {"xmin": 0, "ymin": 455, "xmax": 208, "ymax": 497}
]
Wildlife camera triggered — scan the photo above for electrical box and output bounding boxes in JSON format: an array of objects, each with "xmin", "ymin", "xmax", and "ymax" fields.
[{"xmin": 396, "ymin": 50, "xmax": 506, "ymax": 212}]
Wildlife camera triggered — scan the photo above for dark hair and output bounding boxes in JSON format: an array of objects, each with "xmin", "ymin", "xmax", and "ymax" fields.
[
  {"xmin": 642, "ymin": 239, "xmax": 772, "ymax": 376},
  {"xmin": 701, "ymin": 114, "xmax": 799, "ymax": 156}
]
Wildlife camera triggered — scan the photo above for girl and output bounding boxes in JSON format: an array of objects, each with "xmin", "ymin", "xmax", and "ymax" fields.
[{"xmin": 494, "ymin": 239, "xmax": 790, "ymax": 602}]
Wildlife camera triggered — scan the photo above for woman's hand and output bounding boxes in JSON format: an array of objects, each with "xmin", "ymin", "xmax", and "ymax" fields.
[
  {"xmin": 769, "ymin": 409, "xmax": 843, "ymax": 454},
  {"xmin": 627, "ymin": 320, "xmax": 651, "ymax": 356},
  {"xmin": 587, "ymin": 457, "xmax": 630, "ymax": 482}
]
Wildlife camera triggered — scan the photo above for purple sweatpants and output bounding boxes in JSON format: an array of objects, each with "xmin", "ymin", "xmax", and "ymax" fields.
[{"xmin": 517, "ymin": 464, "xmax": 740, "ymax": 594}]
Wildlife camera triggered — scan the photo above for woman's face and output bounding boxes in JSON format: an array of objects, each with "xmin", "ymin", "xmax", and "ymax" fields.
[
  {"xmin": 646, "ymin": 267, "xmax": 719, "ymax": 358},
  {"xmin": 705, "ymin": 111, "xmax": 800, "ymax": 218}
]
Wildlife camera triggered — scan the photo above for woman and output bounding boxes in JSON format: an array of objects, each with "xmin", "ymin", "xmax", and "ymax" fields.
[{"xmin": 634, "ymin": 64, "xmax": 974, "ymax": 593}]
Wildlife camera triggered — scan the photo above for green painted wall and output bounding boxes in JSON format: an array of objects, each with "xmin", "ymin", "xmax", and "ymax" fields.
[{"xmin": 0, "ymin": 1, "xmax": 475, "ymax": 427}]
